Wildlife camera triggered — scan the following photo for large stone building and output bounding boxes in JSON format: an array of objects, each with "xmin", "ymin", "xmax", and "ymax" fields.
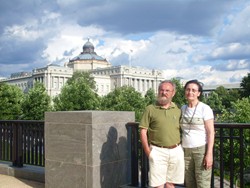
[
  {"xmin": 0, "ymin": 64, "xmax": 73, "ymax": 97},
  {"xmin": 0, "ymin": 39, "xmax": 164, "ymax": 98}
]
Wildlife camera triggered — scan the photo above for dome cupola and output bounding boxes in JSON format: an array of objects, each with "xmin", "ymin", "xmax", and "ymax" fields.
[{"xmin": 82, "ymin": 38, "xmax": 94, "ymax": 53}]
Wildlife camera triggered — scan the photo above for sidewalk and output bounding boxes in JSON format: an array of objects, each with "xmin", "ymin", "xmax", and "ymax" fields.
[
  {"xmin": 0, "ymin": 174, "xmax": 235, "ymax": 188},
  {"xmin": 0, "ymin": 174, "xmax": 45, "ymax": 188}
]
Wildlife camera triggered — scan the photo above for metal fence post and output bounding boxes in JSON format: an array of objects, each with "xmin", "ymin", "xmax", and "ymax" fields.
[{"xmin": 12, "ymin": 122, "xmax": 23, "ymax": 167}]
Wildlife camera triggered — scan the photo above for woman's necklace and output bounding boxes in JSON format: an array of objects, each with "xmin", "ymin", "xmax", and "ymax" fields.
[{"xmin": 183, "ymin": 102, "xmax": 199, "ymax": 134}]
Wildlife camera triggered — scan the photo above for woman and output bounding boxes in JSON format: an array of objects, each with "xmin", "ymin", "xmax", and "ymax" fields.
[{"xmin": 180, "ymin": 80, "xmax": 214, "ymax": 188}]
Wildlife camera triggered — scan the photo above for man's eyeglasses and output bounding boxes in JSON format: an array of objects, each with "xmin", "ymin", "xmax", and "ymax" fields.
[{"xmin": 159, "ymin": 89, "xmax": 174, "ymax": 93}]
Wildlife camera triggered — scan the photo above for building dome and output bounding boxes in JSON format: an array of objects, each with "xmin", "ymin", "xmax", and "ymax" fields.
[
  {"xmin": 67, "ymin": 38, "xmax": 111, "ymax": 71},
  {"xmin": 82, "ymin": 39, "xmax": 94, "ymax": 53},
  {"xmin": 70, "ymin": 39, "xmax": 106, "ymax": 61}
]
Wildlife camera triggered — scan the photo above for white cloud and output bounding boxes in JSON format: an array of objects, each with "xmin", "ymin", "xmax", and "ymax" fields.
[
  {"xmin": 4, "ymin": 23, "xmax": 42, "ymax": 41},
  {"xmin": 0, "ymin": 0, "xmax": 249, "ymax": 85},
  {"xmin": 210, "ymin": 43, "xmax": 250, "ymax": 60},
  {"xmin": 219, "ymin": 5, "xmax": 250, "ymax": 43},
  {"xmin": 42, "ymin": 22, "xmax": 106, "ymax": 63},
  {"xmin": 226, "ymin": 59, "xmax": 249, "ymax": 70}
]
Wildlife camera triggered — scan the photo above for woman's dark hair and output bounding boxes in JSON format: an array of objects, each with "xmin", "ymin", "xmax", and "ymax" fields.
[{"xmin": 184, "ymin": 79, "xmax": 203, "ymax": 95}]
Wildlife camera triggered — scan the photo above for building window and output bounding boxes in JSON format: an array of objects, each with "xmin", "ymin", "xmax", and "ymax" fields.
[
  {"xmin": 59, "ymin": 82, "xmax": 63, "ymax": 89},
  {"xmin": 132, "ymin": 79, "xmax": 134, "ymax": 87}
]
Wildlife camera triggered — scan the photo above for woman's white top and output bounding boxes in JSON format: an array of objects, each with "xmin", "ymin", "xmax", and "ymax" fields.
[{"xmin": 180, "ymin": 102, "xmax": 214, "ymax": 148}]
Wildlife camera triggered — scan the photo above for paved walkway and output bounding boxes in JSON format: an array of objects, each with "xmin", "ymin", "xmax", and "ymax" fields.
[
  {"xmin": 0, "ymin": 174, "xmax": 45, "ymax": 188},
  {"xmin": 0, "ymin": 174, "xmax": 236, "ymax": 188}
]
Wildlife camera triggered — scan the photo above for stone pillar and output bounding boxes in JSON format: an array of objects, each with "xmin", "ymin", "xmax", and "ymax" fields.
[{"xmin": 45, "ymin": 111, "xmax": 135, "ymax": 188}]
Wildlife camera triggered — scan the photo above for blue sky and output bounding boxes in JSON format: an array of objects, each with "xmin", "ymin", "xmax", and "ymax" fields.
[{"xmin": 0, "ymin": 0, "xmax": 249, "ymax": 85}]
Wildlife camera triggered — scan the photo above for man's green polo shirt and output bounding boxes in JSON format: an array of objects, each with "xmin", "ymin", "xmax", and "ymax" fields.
[{"xmin": 139, "ymin": 102, "xmax": 181, "ymax": 147}]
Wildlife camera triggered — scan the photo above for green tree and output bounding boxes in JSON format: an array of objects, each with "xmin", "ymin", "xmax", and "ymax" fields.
[
  {"xmin": 214, "ymin": 86, "xmax": 231, "ymax": 109},
  {"xmin": 228, "ymin": 89, "xmax": 241, "ymax": 104},
  {"xmin": 67, "ymin": 71, "xmax": 96, "ymax": 90},
  {"xmin": 214, "ymin": 86, "xmax": 240, "ymax": 110},
  {"xmin": 144, "ymin": 88, "xmax": 156, "ymax": 105},
  {"xmin": 218, "ymin": 97, "xmax": 250, "ymax": 123},
  {"xmin": 21, "ymin": 82, "xmax": 51, "ymax": 120},
  {"xmin": 0, "ymin": 83, "xmax": 24, "ymax": 120},
  {"xmin": 101, "ymin": 86, "xmax": 146, "ymax": 121},
  {"xmin": 204, "ymin": 91, "xmax": 224, "ymax": 118},
  {"xmin": 171, "ymin": 78, "xmax": 185, "ymax": 107},
  {"xmin": 53, "ymin": 77, "xmax": 100, "ymax": 111},
  {"xmin": 241, "ymin": 73, "xmax": 250, "ymax": 98}
]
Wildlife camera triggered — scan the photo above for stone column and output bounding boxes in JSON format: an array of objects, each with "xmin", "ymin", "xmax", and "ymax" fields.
[{"xmin": 45, "ymin": 111, "xmax": 135, "ymax": 188}]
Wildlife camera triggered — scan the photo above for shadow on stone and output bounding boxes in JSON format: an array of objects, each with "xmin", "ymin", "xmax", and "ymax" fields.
[{"xmin": 100, "ymin": 126, "xmax": 128, "ymax": 188}]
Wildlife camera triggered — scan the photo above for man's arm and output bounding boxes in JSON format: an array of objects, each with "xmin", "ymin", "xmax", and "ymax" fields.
[{"xmin": 140, "ymin": 128, "xmax": 150, "ymax": 157}]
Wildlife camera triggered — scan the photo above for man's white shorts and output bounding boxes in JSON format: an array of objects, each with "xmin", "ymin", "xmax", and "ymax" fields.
[{"xmin": 148, "ymin": 145, "xmax": 184, "ymax": 187}]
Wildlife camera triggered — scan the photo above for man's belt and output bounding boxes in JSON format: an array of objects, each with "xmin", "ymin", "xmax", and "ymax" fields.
[{"xmin": 151, "ymin": 143, "xmax": 180, "ymax": 149}]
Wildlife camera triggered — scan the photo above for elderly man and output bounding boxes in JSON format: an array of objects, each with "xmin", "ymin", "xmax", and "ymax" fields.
[{"xmin": 140, "ymin": 80, "xmax": 184, "ymax": 188}]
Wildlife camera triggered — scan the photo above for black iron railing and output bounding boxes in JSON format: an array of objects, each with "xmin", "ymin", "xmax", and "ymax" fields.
[
  {"xmin": 0, "ymin": 120, "xmax": 44, "ymax": 167},
  {"xmin": 127, "ymin": 122, "xmax": 250, "ymax": 188},
  {"xmin": 213, "ymin": 123, "xmax": 250, "ymax": 188},
  {"xmin": 1, "ymin": 120, "xmax": 250, "ymax": 187}
]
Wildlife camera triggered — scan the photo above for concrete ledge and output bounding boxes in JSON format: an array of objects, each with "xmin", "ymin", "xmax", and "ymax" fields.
[{"xmin": 0, "ymin": 161, "xmax": 45, "ymax": 183}]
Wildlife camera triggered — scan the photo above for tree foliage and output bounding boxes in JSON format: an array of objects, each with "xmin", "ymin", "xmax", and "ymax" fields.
[
  {"xmin": 204, "ymin": 91, "xmax": 224, "ymax": 117},
  {"xmin": 171, "ymin": 78, "xmax": 185, "ymax": 108},
  {"xmin": 53, "ymin": 77, "xmax": 100, "ymax": 111},
  {"xmin": 67, "ymin": 71, "xmax": 96, "ymax": 90},
  {"xmin": 241, "ymin": 72, "xmax": 250, "ymax": 98},
  {"xmin": 218, "ymin": 97, "xmax": 250, "ymax": 123},
  {"xmin": 21, "ymin": 82, "xmax": 51, "ymax": 120},
  {"xmin": 144, "ymin": 88, "xmax": 156, "ymax": 106},
  {"xmin": 208, "ymin": 86, "xmax": 240, "ymax": 111},
  {"xmin": 101, "ymin": 86, "xmax": 146, "ymax": 121},
  {"xmin": 0, "ymin": 83, "xmax": 24, "ymax": 120}
]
